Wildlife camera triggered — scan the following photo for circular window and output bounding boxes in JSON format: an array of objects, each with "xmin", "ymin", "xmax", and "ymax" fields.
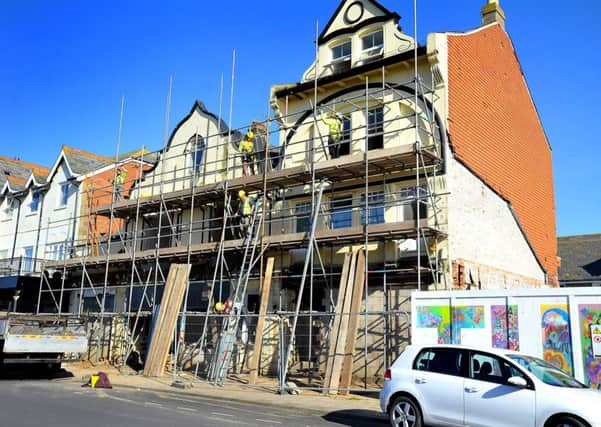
[{"xmin": 344, "ymin": 2, "xmax": 364, "ymax": 25}]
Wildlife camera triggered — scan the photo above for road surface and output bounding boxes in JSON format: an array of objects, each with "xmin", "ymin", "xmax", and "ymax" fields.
[{"xmin": 0, "ymin": 378, "xmax": 386, "ymax": 427}]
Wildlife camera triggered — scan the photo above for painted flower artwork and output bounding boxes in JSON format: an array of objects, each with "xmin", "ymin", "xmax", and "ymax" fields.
[
  {"xmin": 541, "ymin": 305, "xmax": 573, "ymax": 375},
  {"xmin": 416, "ymin": 306, "xmax": 451, "ymax": 344},
  {"xmin": 578, "ymin": 305, "xmax": 601, "ymax": 387}
]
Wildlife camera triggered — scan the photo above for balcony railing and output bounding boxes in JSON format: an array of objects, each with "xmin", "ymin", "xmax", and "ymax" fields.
[{"xmin": 0, "ymin": 256, "xmax": 45, "ymax": 277}]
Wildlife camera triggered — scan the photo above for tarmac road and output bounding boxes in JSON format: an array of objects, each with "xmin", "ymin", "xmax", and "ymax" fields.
[{"xmin": 0, "ymin": 378, "xmax": 387, "ymax": 427}]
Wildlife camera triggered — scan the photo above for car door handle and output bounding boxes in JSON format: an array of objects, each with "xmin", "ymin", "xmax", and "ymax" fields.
[
  {"xmin": 465, "ymin": 386, "xmax": 478, "ymax": 393},
  {"xmin": 415, "ymin": 377, "xmax": 428, "ymax": 384}
]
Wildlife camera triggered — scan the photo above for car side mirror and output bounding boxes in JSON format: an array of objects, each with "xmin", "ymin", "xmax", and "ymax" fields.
[{"xmin": 507, "ymin": 376, "xmax": 528, "ymax": 388}]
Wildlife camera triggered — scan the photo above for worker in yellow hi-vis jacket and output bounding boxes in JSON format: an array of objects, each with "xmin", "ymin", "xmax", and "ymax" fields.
[
  {"xmin": 239, "ymin": 130, "xmax": 255, "ymax": 176},
  {"xmin": 321, "ymin": 111, "xmax": 343, "ymax": 159}
]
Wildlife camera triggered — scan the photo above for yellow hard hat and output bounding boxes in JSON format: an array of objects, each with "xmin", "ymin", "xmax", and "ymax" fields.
[
  {"xmin": 246, "ymin": 130, "xmax": 254, "ymax": 139},
  {"xmin": 215, "ymin": 302, "xmax": 224, "ymax": 312},
  {"xmin": 238, "ymin": 190, "xmax": 246, "ymax": 198}
]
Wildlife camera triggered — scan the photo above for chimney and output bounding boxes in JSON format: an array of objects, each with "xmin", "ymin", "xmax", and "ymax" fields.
[{"xmin": 481, "ymin": 0, "xmax": 506, "ymax": 29}]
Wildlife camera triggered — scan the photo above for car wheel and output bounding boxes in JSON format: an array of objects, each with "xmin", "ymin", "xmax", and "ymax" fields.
[
  {"xmin": 388, "ymin": 395, "xmax": 422, "ymax": 427},
  {"xmin": 549, "ymin": 415, "xmax": 588, "ymax": 427}
]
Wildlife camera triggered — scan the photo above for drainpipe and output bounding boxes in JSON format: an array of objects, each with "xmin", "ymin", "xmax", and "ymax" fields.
[
  {"xmin": 70, "ymin": 180, "xmax": 80, "ymax": 256},
  {"xmin": 10, "ymin": 196, "xmax": 22, "ymax": 260},
  {"xmin": 33, "ymin": 188, "xmax": 45, "ymax": 273}
]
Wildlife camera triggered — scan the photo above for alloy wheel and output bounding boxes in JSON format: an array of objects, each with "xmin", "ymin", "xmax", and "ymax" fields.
[{"xmin": 391, "ymin": 400, "xmax": 418, "ymax": 427}]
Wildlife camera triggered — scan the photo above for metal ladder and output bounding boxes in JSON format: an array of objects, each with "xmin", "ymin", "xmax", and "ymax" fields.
[{"xmin": 208, "ymin": 196, "xmax": 264, "ymax": 383}]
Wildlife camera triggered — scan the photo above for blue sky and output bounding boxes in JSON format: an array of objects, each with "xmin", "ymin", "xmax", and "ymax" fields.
[{"xmin": 1, "ymin": 0, "xmax": 599, "ymax": 236}]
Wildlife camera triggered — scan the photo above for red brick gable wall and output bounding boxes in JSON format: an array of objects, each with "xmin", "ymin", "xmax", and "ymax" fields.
[{"xmin": 447, "ymin": 24, "xmax": 558, "ymax": 286}]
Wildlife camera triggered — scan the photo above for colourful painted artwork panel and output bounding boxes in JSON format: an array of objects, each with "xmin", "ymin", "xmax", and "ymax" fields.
[
  {"xmin": 541, "ymin": 304, "xmax": 573, "ymax": 375},
  {"xmin": 452, "ymin": 306, "xmax": 485, "ymax": 344},
  {"xmin": 491, "ymin": 305, "xmax": 519, "ymax": 350},
  {"xmin": 416, "ymin": 306, "xmax": 451, "ymax": 344},
  {"xmin": 578, "ymin": 304, "xmax": 601, "ymax": 387}
]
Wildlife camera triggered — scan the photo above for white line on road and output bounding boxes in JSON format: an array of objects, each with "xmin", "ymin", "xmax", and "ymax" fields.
[
  {"xmin": 255, "ymin": 419, "xmax": 282, "ymax": 424},
  {"xmin": 206, "ymin": 416, "xmax": 251, "ymax": 425},
  {"xmin": 211, "ymin": 411, "xmax": 235, "ymax": 417},
  {"xmin": 177, "ymin": 406, "xmax": 197, "ymax": 412},
  {"xmin": 144, "ymin": 402, "xmax": 163, "ymax": 407}
]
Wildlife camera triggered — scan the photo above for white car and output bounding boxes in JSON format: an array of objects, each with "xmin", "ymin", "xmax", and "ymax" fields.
[{"xmin": 380, "ymin": 344, "xmax": 601, "ymax": 427}]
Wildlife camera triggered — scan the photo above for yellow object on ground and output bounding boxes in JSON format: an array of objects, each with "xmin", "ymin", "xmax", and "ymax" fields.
[{"xmin": 90, "ymin": 375, "xmax": 100, "ymax": 388}]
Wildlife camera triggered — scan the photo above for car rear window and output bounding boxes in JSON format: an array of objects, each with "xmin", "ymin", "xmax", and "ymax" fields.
[{"xmin": 414, "ymin": 348, "xmax": 463, "ymax": 377}]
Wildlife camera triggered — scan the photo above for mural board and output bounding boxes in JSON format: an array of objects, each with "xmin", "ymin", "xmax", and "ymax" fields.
[{"xmin": 541, "ymin": 304, "xmax": 573, "ymax": 375}]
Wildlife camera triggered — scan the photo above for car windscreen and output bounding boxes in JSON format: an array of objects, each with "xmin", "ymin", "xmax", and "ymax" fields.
[{"xmin": 507, "ymin": 354, "xmax": 586, "ymax": 388}]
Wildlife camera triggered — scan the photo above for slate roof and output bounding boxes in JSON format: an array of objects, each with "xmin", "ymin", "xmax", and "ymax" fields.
[
  {"xmin": 0, "ymin": 156, "xmax": 50, "ymax": 192},
  {"xmin": 118, "ymin": 146, "xmax": 159, "ymax": 164},
  {"xmin": 558, "ymin": 234, "xmax": 601, "ymax": 282},
  {"xmin": 62, "ymin": 145, "xmax": 113, "ymax": 175}
]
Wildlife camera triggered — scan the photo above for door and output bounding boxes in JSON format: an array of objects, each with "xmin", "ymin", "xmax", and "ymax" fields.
[
  {"xmin": 413, "ymin": 347, "xmax": 466, "ymax": 426},
  {"xmin": 464, "ymin": 351, "xmax": 535, "ymax": 427}
]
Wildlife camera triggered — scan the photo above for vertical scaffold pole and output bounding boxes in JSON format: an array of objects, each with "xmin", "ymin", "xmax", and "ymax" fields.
[{"xmin": 98, "ymin": 95, "xmax": 125, "ymax": 362}]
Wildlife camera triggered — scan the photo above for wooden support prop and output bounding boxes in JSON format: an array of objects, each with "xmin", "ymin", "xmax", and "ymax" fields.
[
  {"xmin": 143, "ymin": 263, "xmax": 191, "ymax": 377},
  {"xmin": 248, "ymin": 257, "xmax": 274, "ymax": 384},
  {"xmin": 322, "ymin": 252, "xmax": 352, "ymax": 393},
  {"xmin": 327, "ymin": 250, "xmax": 358, "ymax": 394},
  {"xmin": 339, "ymin": 250, "xmax": 366, "ymax": 395}
]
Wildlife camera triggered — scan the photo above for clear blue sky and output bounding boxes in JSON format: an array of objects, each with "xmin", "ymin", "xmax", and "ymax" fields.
[{"xmin": 1, "ymin": 0, "xmax": 599, "ymax": 236}]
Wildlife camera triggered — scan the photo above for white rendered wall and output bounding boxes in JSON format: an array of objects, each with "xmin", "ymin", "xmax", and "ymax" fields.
[
  {"xmin": 447, "ymin": 158, "xmax": 545, "ymax": 287},
  {"xmin": 0, "ymin": 196, "xmax": 20, "ymax": 257},
  {"xmin": 40, "ymin": 162, "xmax": 78, "ymax": 259}
]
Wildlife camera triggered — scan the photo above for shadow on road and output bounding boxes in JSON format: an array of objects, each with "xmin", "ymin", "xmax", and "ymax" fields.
[
  {"xmin": 322, "ymin": 409, "xmax": 387, "ymax": 426},
  {"xmin": 0, "ymin": 365, "xmax": 74, "ymax": 380}
]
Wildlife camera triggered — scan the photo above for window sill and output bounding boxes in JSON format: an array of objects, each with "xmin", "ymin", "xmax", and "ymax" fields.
[
  {"xmin": 25, "ymin": 212, "xmax": 39, "ymax": 217},
  {"xmin": 55, "ymin": 206, "xmax": 68, "ymax": 211}
]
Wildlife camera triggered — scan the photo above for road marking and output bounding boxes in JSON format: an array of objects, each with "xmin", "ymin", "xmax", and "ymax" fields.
[
  {"xmin": 145, "ymin": 402, "xmax": 163, "ymax": 407},
  {"xmin": 177, "ymin": 406, "xmax": 197, "ymax": 412},
  {"xmin": 206, "ymin": 416, "xmax": 250, "ymax": 425},
  {"xmin": 255, "ymin": 419, "xmax": 282, "ymax": 424},
  {"xmin": 211, "ymin": 411, "xmax": 235, "ymax": 417}
]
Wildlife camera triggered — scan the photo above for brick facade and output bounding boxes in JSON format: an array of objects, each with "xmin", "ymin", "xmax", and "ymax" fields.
[
  {"xmin": 78, "ymin": 161, "xmax": 150, "ymax": 252},
  {"xmin": 447, "ymin": 24, "xmax": 559, "ymax": 286}
]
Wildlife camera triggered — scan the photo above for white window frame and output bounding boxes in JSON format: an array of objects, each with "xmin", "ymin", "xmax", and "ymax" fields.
[
  {"xmin": 22, "ymin": 246, "xmax": 34, "ymax": 272},
  {"xmin": 331, "ymin": 40, "xmax": 352, "ymax": 63},
  {"xmin": 2, "ymin": 197, "xmax": 18, "ymax": 220},
  {"xmin": 360, "ymin": 29, "xmax": 384, "ymax": 56},
  {"xmin": 29, "ymin": 192, "xmax": 41, "ymax": 214},
  {"xmin": 59, "ymin": 183, "xmax": 70, "ymax": 207},
  {"xmin": 46, "ymin": 242, "xmax": 66, "ymax": 261}
]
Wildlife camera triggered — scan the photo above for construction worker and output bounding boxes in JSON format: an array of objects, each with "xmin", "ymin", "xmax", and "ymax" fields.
[
  {"xmin": 321, "ymin": 110, "xmax": 343, "ymax": 159},
  {"xmin": 114, "ymin": 167, "xmax": 127, "ymax": 201},
  {"xmin": 237, "ymin": 189, "xmax": 255, "ymax": 239},
  {"xmin": 239, "ymin": 130, "xmax": 255, "ymax": 176}
]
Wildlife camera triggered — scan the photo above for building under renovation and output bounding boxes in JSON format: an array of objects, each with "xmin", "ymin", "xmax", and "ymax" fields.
[{"xmin": 5, "ymin": 0, "xmax": 558, "ymax": 392}]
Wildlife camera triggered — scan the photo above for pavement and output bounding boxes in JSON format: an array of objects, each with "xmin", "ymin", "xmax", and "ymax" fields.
[{"xmin": 61, "ymin": 362, "xmax": 384, "ymax": 418}]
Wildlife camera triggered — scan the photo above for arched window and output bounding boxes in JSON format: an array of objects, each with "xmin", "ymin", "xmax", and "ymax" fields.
[{"xmin": 187, "ymin": 135, "xmax": 205, "ymax": 176}]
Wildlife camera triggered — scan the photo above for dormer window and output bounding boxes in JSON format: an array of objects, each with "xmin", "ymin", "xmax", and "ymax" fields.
[
  {"xmin": 361, "ymin": 29, "xmax": 384, "ymax": 56},
  {"xmin": 330, "ymin": 41, "xmax": 352, "ymax": 74},
  {"xmin": 187, "ymin": 135, "xmax": 205, "ymax": 177},
  {"xmin": 332, "ymin": 41, "xmax": 351, "ymax": 62},
  {"xmin": 30, "ymin": 192, "xmax": 41, "ymax": 214}
]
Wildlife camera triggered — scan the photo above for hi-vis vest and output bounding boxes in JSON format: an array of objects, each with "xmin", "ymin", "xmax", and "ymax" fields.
[
  {"xmin": 239, "ymin": 138, "xmax": 254, "ymax": 154},
  {"xmin": 115, "ymin": 171, "xmax": 127, "ymax": 185},
  {"xmin": 241, "ymin": 198, "xmax": 253, "ymax": 216},
  {"xmin": 321, "ymin": 115, "xmax": 342, "ymax": 141}
]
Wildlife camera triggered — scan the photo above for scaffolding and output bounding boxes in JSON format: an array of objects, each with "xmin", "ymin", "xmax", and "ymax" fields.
[{"xmin": 32, "ymin": 10, "xmax": 449, "ymax": 393}]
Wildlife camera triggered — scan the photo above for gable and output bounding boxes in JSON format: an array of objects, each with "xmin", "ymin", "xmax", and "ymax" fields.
[{"xmin": 318, "ymin": 0, "xmax": 400, "ymax": 45}]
